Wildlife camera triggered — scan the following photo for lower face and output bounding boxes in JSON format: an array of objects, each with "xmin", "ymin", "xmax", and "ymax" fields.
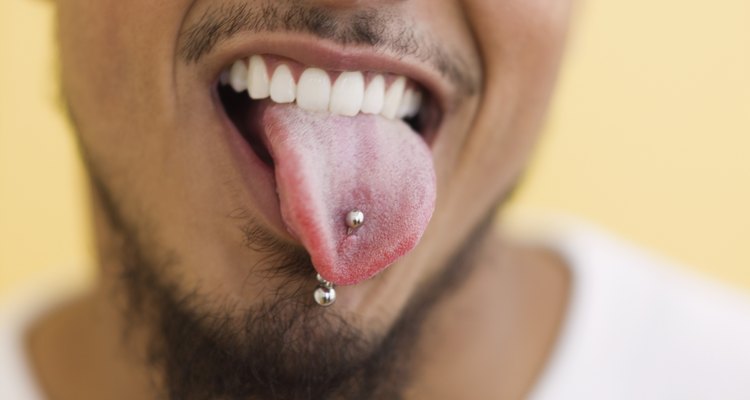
[{"xmin": 56, "ymin": 0, "xmax": 569, "ymax": 396}]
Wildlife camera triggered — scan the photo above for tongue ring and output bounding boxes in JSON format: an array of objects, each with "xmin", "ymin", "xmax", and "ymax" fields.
[
  {"xmin": 314, "ymin": 273, "xmax": 337, "ymax": 307},
  {"xmin": 313, "ymin": 210, "xmax": 366, "ymax": 306},
  {"xmin": 345, "ymin": 209, "xmax": 365, "ymax": 234}
]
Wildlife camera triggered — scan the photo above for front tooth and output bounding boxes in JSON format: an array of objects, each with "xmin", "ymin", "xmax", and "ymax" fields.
[
  {"xmin": 296, "ymin": 68, "xmax": 331, "ymax": 112},
  {"xmin": 381, "ymin": 76, "xmax": 406, "ymax": 119},
  {"xmin": 229, "ymin": 60, "xmax": 248, "ymax": 92},
  {"xmin": 248, "ymin": 55, "xmax": 270, "ymax": 99},
  {"xmin": 361, "ymin": 75, "xmax": 385, "ymax": 114},
  {"xmin": 270, "ymin": 64, "xmax": 296, "ymax": 104},
  {"xmin": 329, "ymin": 71, "xmax": 365, "ymax": 117}
]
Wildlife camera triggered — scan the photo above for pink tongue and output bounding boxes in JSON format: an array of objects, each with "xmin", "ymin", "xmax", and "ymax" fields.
[{"xmin": 262, "ymin": 104, "xmax": 436, "ymax": 286}]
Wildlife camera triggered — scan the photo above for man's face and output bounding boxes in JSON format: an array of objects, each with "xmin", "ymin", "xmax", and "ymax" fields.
[{"xmin": 57, "ymin": 0, "xmax": 569, "ymax": 397}]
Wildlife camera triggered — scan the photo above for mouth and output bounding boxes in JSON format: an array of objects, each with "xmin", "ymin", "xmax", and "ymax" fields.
[
  {"xmin": 217, "ymin": 54, "xmax": 442, "ymax": 169},
  {"xmin": 209, "ymin": 45, "xmax": 442, "ymax": 286}
]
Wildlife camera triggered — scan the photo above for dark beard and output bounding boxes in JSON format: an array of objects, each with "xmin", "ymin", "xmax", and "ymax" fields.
[
  {"xmin": 121, "ymin": 254, "xmax": 406, "ymax": 400},
  {"xmin": 86, "ymin": 169, "xmax": 491, "ymax": 400},
  {"xmin": 114, "ymin": 222, "xmax": 486, "ymax": 400}
]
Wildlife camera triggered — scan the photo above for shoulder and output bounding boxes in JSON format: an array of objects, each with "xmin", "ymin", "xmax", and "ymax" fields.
[
  {"xmin": 0, "ymin": 276, "xmax": 84, "ymax": 400},
  {"xmin": 503, "ymin": 212, "xmax": 750, "ymax": 400}
]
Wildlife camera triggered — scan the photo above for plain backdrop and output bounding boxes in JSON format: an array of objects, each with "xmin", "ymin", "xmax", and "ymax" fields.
[{"xmin": 1, "ymin": 0, "xmax": 749, "ymax": 296}]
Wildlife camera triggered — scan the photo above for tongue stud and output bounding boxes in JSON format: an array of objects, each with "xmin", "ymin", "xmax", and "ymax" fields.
[
  {"xmin": 314, "ymin": 273, "xmax": 337, "ymax": 307},
  {"xmin": 346, "ymin": 210, "xmax": 365, "ymax": 234},
  {"xmin": 315, "ymin": 210, "xmax": 364, "ymax": 304}
]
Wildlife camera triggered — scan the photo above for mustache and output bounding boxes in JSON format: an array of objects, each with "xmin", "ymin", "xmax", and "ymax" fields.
[{"xmin": 178, "ymin": 0, "xmax": 478, "ymax": 95}]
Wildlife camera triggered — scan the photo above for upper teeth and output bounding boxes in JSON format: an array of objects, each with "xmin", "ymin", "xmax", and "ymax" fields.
[{"xmin": 222, "ymin": 55, "xmax": 423, "ymax": 120}]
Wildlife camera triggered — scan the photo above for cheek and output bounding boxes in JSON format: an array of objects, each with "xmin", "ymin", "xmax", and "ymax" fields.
[
  {"xmin": 419, "ymin": 0, "xmax": 571, "ymax": 271},
  {"xmin": 57, "ymin": 0, "xmax": 190, "ymax": 199},
  {"xmin": 57, "ymin": 0, "xmax": 184, "ymax": 140},
  {"xmin": 427, "ymin": 0, "xmax": 571, "ymax": 251},
  {"xmin": 459, "ymin": 0, "xmax": 572, "ymax": 186},
  {"xmin": 467, "ymin": 0, "xmax": 571, "ymax": 114},
  {"xmin": 59, "ymin": 1, "xmax": 139, "ymax": 108},
  {"xmin": 56, "ymin": 0, "xmax": 205, "ymax": 264}
]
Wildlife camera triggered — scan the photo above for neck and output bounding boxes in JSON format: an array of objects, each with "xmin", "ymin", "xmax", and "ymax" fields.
[
  {"xmin": 25, "ymin": 284, "xmax": 156, "ymax": 400},
  {"xmin": 405, "ymin": 226, "xmax": 570, "ymax": 399}
]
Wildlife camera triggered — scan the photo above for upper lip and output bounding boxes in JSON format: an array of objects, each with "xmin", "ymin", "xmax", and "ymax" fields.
[{"xmin": 196, "ymin": 32, "xmax": 453, "ymax": 115}]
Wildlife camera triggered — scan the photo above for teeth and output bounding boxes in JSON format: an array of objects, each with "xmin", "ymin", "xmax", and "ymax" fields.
[
  {"xmin": 361, "ymin": 75, "xmax": 385, "ymax": 115},
  {"xmin": 248, "ymin": 55, "xmax": 270, "ymax": 99},
  {"xmin": 297, "ymin": 68, "xmax": 331, "ymax": 112},
  {"xmin": 396, "ymin": 89, "xmax": 413, "ymax": 119},
  {"xmin": 229, "ymin": 60, "xmax": 248, "ymax": 92},
  {"xmin": 219, "ymin": 70, "xmax": 230, "ymax": 86},
  {"xmin": 222, "ymin": 55, "xmax": 423, "ymax": 121},
  {"xmin": 329, "ymin": 72, "xmax": 365, "ymax": 117},
  {"xmin": 381, "ymin": 76, "xmax": 406, "ymax": 119},
  {"xmin": 397, "ymin": 88, "xmax": 422, "ymax": 119},
  {"xmin": 269, "ymin": 64, "xmax": 296, "ymax": 104}
]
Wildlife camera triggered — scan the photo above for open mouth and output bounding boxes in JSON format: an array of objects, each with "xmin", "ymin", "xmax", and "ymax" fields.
[
  {"xmin": 217, "ymin": 54, "xmax": 442, "ymax": 169},
  {"xmin": 213, "ymin": 53, "xmax": 440, "ymax": 286}
]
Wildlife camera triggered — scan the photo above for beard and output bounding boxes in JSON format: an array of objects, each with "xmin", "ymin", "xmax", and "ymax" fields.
[
  {"xmin": 119, "ymin": 250, "xmax": 411, "ymax": 400},
  {"xmin": 86, "ymin": 169, "xmax": 490, "ymax": 400}
]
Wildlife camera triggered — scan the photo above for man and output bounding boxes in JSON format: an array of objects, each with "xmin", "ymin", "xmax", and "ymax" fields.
[{"xmin": 2, "ymin": 0, "xmax": 750, "ymax": 399}]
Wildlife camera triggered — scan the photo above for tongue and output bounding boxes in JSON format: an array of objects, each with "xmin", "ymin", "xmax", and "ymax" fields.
[{"xmin": 262, "ymin": 104, "xmax": 436, "ymax": 286}]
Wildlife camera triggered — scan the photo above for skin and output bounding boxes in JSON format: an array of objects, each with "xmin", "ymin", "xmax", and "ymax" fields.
[{"xmin": 28, "ymin": 0, "xmax": 573, "ymax": 398}]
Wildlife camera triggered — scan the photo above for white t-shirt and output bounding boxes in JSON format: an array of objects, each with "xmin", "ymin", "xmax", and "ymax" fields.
[
  {"xmin": 2, "ymin": 217, "xmax": 750, "ymax": 399},
  {"xmin": 507, "ymin": 215, "xmax": 750, "ymax": 399},
  {"xmin": 0, "ymin": 275, "xmax": 77, "ymax": 400}
]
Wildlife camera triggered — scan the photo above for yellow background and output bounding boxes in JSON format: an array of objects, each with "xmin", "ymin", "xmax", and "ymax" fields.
[{"xmin": 1, "ymin": 0, "xmax": 749, "ymax": 296}]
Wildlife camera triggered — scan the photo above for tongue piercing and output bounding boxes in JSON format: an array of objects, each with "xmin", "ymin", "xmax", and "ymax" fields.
[
  {"xmin": 346, "ymin": 210, "xmax": 365, "ymax": 231},
  {"xmin": 314, "ymin": 286, "xmax": 336, "ymax": 307},
  {"xmin": 314, "ymin": 274, "xmax": 337, "ymax": 307},
  {"xmin": 314, "ymin": 211, "xmax": 361, "ymax": 306}
]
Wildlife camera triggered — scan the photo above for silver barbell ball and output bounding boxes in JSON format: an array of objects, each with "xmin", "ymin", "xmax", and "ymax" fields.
[
  {"xmin": 346, "ymin": 210, "xmax": 365, "ymax": 229},
  {"xmin": 314, "ymin": 286, "xmax": 336, "ymax": 306}
]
